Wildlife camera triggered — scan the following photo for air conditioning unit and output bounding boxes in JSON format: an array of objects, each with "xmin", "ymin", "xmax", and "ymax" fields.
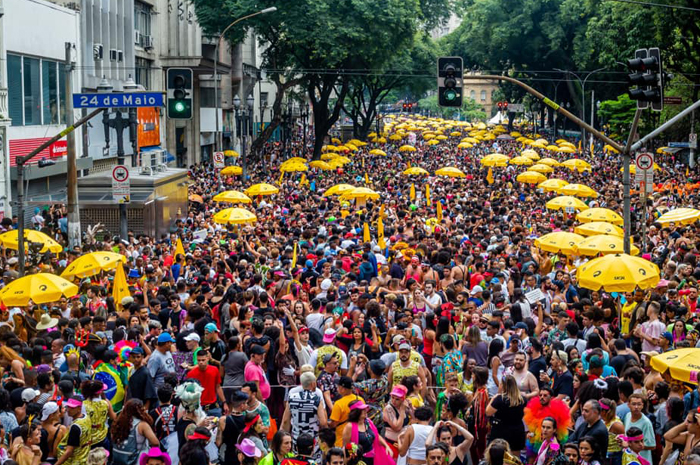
[
  {"xmin": 117, "ymin": 50, "xmax": 124, "ymax": 62},
  {"xmin": 134, "ymin": 31, "xmax": 141, "ymax": 45},
  {"xmin": 93, "ymin": 43, "xmax": 103, "ymax": 61},
  {"xmin": 109, "ymin": 49, "xmax": 117, "ymax": 62},
  {"xmin": 139, "ymin": 149, "xmax": 167, "ymax": 175},
  {"xmin": 143, "ymin": 35, "xmax": 154, "ymax": 50}
]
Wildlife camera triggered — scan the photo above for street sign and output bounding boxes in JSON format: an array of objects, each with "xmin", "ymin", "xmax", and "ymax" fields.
[
  {"xmin": 690, "ymin": 133, "xmax": 697, "ymax": 149},
  {"xmin": 635, "ymin": 152, "xmax": 653, "ymax": 171},
  {"xmin": 663, "ymin": 96, "xmax": 683, "ymax": 105},
  {"xmin": 639, "ymin": 180, "xmax": 653, "ymax": 195},
  {"xmin": 635, "ymin": 168, "xmax": 653, "ymax": 185},
  {"xmin": 669, "ymin": 142, "xmax": 691, "ymax": 148},
  {"xmin": 112, "ymin": 165, "xmax": 131, "ymax": 204},
  {"xmin": 73, "ymin": 92, "xmax": 165, "ymax": 109},
  {"xmin": 507, "ymin": 103, "xmax": 524, "ymax": 113},
  {"xmin": 213, "ymin": 151, "xmax": 225, "ymax": 169}
]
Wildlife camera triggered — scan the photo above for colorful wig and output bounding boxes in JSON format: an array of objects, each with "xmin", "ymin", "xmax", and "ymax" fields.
[{"xmin": 523, "ymin": 396, "xmax": 571, "ymax": 456}]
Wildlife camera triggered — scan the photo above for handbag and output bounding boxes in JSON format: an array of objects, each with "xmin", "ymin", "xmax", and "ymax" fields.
[{"xmin": 663, "ymin": 450, "xmax": 682, "ymax": 465}]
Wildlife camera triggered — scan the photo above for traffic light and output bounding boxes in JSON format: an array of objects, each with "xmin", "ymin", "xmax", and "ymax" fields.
[
  {"xmin": 627, "ymin": 48, "xmax": 663, "ymax": 111},
  {"xmin": 437, "ymin": 57, "xmax": 463, "ymax": 107},
  {"xmin": 167, "ymin": 68, "xmax": 193, "ymax": 119},
  {"xmin": 402, "ymin": 103, "xmax": 407, "ymax": 112}
]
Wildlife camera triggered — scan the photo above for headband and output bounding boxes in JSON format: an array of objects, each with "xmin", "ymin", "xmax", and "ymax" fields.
[
  {"xmin": 600, "ymin": 403, "xmax": 611, "ymax": 410},
  {"xmin": 243, "ymin": 414, "xmax": 260, "ymax": 433},
  {"xmin": 188, "ymin": 432, "xmax": 211, "ymax": 441},
  {"xmin": 620, "ymin": 435, "xmax": 643, "ymax": 442}
]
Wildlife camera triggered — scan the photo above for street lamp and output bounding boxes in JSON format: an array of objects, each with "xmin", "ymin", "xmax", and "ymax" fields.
[
  {"xmin": 213, "ymin": 7, "xmax": 277, "ymax": 152},
  {"xmin": 300, "ymin": 102, "xmax": 309, "ymax": 154},
  {"xmin": 554, "ymin": 66, "xmax": 608, "ymax": 145}
]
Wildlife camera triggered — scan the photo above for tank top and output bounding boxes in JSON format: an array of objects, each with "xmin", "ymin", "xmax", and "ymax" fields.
[
  {"xmin": 607, "ymin": 417, "xmax": 623, "ymax": 453},
  {"xmin": 56, "ymin": 416, "xmax": 92, "ymax": 465},
  {"xmin": 391, "ymin": 359, "xmax": 420, "ymax": 386},
  {"xmin": 423, "ymin": 336, "xmax": 434, "ymax": 356},
  {"xmin": 407, "ymin": 424, "xmax": 433, "ymax": 460},
  {"xmin": 84, "ymin": 399, "xmax": 109, "ymax": 446}
]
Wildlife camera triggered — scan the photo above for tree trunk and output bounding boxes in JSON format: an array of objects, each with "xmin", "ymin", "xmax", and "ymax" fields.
[
  {"xmin": 250, "ymin": 76, "xmax": 303, "ymax": 157},
  {"xmin": 309, "ymin": 74, "xmax": 349, "ymax": 160}
]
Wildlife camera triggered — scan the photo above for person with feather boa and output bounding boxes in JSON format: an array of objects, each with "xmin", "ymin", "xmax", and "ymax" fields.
[{"xmin": 523, "ymin": 387, "xmax": 571, "ymax": 461}]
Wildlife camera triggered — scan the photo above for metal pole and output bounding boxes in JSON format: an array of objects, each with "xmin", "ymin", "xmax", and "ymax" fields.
[
  {"xmin": 214, "ymin": 39, "xmax": 220, "ymax": 152},
  {"xmin": 16, "ymin": 162, "xmax": 25, "ymax": 276},
  {"xmin": 590, "ymin": 90, "xmax": 595, "ymax": 151},
  {"xmin": 690, "ymin": 110, "xmax": 696, "ymax": 169},
  {"xmin": 115, "ymin": 112, "xmax": 129, "ymax": 240},
  {"xmin": 623, "ymin": 109, "xmax": 643, "ymax": 255},
  {"xmin": 242, "ymin": 111, "xmax": 247, "ymax": 178},
  {"xmin": 631, "ymin": 98, "xmax": 700, "ymax": 152},
  {"xmin": 65, "ymin": 43, "xmax": 81, "ymax": 249}
]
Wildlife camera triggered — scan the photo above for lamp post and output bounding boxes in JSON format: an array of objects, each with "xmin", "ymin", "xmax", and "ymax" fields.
[
  {"xmin": 213, "ymin": 7, "xmax": 277, "ymax": 152},
  {"xmin": 234, "ymin": 94, "xmax": 254, "ymax": 178},
  {"xmin": 300, "ymin": 102, "xmax": 309, "ymax": 155},
  {"xmin": 554, "ymin": 66, "xmax": 608, "ymax": 147}
]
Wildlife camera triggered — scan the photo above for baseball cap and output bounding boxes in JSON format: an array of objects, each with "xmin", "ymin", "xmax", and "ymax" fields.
[
  {"xmin": 338, "ymin": 376, "xmax": 353, "ymax": 389},
  {"xmin": 514, "ymin": 322, "xmax": 528, "ymax": 330},
  {"xmin": 323, "ymin": 328, "xmax": 337, "ymax": 344},
  {"xmin": 392, "ymin": 335, "xmax": 404, "ymax": 345},
  {"xmin": 398, "ymin": 342, "xmax": 411, "ymax": 351},
  {"xmin": 250, "ymin": 345, "xmax": 266, "ymax": 355},
  {"xmin": 470, "ymin": 285, "xmax": 484, "ymax": 295},
  {"xmin": 130, "ymin": 346, "xmax": 145, "ymax": 356},
  {"xmin": 157, "ymin": 333, "xmax": 175, "ymax": 344},
  {"xmin": 184, "ymin": 333, "xmax": 201, "ymax": 342},
  {"xmin": 65, "ymin": 395, "xmax": 84, "ymax": 408},
  {"xmin": 204, "ymin": 323, "xmax": 219, "ymax": 333},
  {"xmin": 298, "ymin": 325, "xmax": 309, "ymax": 333},
  {"xmin": 21, "ymin": 388, "xmax": 40, "ymax": 403},
  {"xmin": 41, "ymin": 402, "xmax": 59, "ymax": 421}
]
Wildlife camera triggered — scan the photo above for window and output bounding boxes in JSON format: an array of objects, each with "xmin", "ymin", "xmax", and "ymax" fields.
[
  {"xmin": 7, "ymin": 53, "xmax": 65, "ymax": 126},
  {"xmin": 260, "ymin": 92, "xmax": 269, "ymax": 107},
  {"xmin": 200, "ymin": 88, "xmax": 220, "ymax": 108},
  {"xmin": 469, "ymin": 90, "xmax": 476, "ymax": 101},
  {"xmin": 135, "ymin": 1, "xmax": 152, "ymax": 45},
  {"xmin": 480, "ymin": 90, "xmax": 487, "ymax": 102},
  {"xmin": 135, "ymin": 57, "xmax": 152, "ymax": 89}
]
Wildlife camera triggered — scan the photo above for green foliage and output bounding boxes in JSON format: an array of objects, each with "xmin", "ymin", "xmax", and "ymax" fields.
[
  {"xmin": 597, "ymin": 94, "xmax": 636, "ymax": 135},
  {"xmin": 417, "ymin": 94, "xmax": 486, "ymax": 121}
]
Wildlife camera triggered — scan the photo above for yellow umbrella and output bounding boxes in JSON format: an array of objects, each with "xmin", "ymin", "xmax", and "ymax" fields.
[
  {"xmin": 622, "ymin": 164, "xmax": 661, "ymax": 174},
  {"xmin": 212, "ymin": 190, "xmax": 252, "ymax": 204},
  {"xmin": 510, "ymin": 156, "xmax": 534, "ymax": 166},
  {"xmin": 435, "ymin": 167, "xmax": 466, "ymax": 178},
  {"xmin": 220, "ymin": 166, "xmax": 243, "ymax": 176},
  {"xmin": 480, "ymin": 154, "xmax": 509, "ymax": 167},
  {"xmin": 369, "ymin": 149, "xmax": 386, "ymax": 156},
  {"xmin": 309, "ymin": 160, "xmax": 334, "ymax": 170},
  {"xmin": 282, "ymin": 157, "xmax": 307, "ymax": 164},
  {"xmin": 539, "ymin": 158, "xmax": 561, "ymax": 166},
  {"xmin": 574, "ymin": 221, "xmax": 624, "ymax": 237},
  {"xmin": 345, "ymin": 144, "xmax": 358, "ymax": 152},
  {"xmin": 0, "ymin": 230, "xmax": 62, "ymax": 254},
  {"xmin": 558, "ymin": 146, "xmax": 577, "ymax": 154},
  {"xmin": 245, "ymin": 183, "xmax": 279, "ymax": 197},
  {"xmin": 574, "ymin": 235, "xmax": 640, "ymax": 256},
  {"xmin": 657, "ymin": 146, "xmax": 673, "ymax": 154},
  {"xmin": 323, "ymin": 184, "xmax": 355, "ymax": 196},
  {"xmin": 546, "ymin": 144, "xmax": 560, "ymax": 151},
  {"xmin": 650, "ymin": 349, "xmax": 700, "ymax": 383},
  {"xmin": 280, "ymin": 163, "xmax": 308, "ymax": 173},
  {"xmin": 562, "ymin": 159, "xmax": 591, "ymax": 172},
  {"xmin": 576, "ymin": 208, "xmax": 624, "ymax": 225},
  {"xmin": 330, "ymin": 156, "xmax": 351, "ymax": 164},
  {"xmin": 375, "ymin": 137, "xmax": 387, "ymax": 144},
  {"xmin": 426, "ymin": 139, "xmax": 440, "ymax": 146},
  {"xmin": 517, "ymin": 171, "xmax": 547, "ymax": 184},
  {"xmin": 322, "ymin": 145, "xmax": 338, "ymax": 152},
  {"xmin": 403, "ymin": 167, "xmax": 429, "ymax": 176},
  {"xmin": 546, "ymin": 196, "xmax": 589, "ymax": 211},
  {"xmin": 436, "ymin": 135, "xmax": 448, "ymax": 140},
  {"xmin": 389, "ymin": 134, "xmax": 403, "ymax": 141},
  {"xmin": 511, "ymin": 131, "xmax": 522, "ymax": 137},
  {"xmin": 534, "ymin": 232, "xmax": 584, "ymax": 255},
  {"xmin": 424, "ymin": 134, "xmax": 436, "ymax": 140},
  {"xmin": 656, "ymin": 208, "xmax": 700, "ymax": 226},
  {"xmin": 224, "ymin": 150, "xmax": 239, "ymax": 157},
  {"xmin": 462, "ymin": 137, "xmax": 479, "ymax": 144},
  {"xmin": 576, "ymin": 254, "xmax": 660, "ymax": 291},
  {"xmin": 336, "ymin": 145, "xmax": 350, "ymax": 153},
  {"xmin": 538, "ymin": 179, "xmax": 569, "ymax": 192},
  {"xmin": 457, "ymin": 142, "xmax": 473, "ymax": 149},
  {"xmin": 331, "ymin": 137, "xmax": 342, "ymax": 144},
  {"xmin": 60, "ymin": 252, "xmax": 127, "ymax": 280},
  {"xmin": 212, "ymin": 208, "xmax": 257, "ymax": 225},
  {"xmin": 450, "ymin": 131, "xmax": 462, "ymax": 137},
  {"xmin": 529, "ymin": 164, "xmax": 555, "ymax": 174},
  {"xmin": 0, "ymin": 273, "xmax": 78, "ymax": 306},
  {"xmin": 321, "ymin": 153, "xmax": 339, "ymax": 160},
  {"xmin": 558, "ymin": 183, "xmax": 599, "ymax": 198},
  {"xmin": 604, "ymin": 144, "xmax": 620, "ymax": 154},
  {"xmin": 339, "ymin": 187, "xmax": 381, "ymax": 200}
]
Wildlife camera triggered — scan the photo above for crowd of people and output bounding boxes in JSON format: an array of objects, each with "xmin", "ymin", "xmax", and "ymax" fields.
[{"xmin": 0, "ymin": 115, "xmax": 699, "ymax": 465}]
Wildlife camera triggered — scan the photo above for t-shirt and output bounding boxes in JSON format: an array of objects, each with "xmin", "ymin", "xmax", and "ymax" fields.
[
  {"xmin": 287, "ymin": 387, "xmax": 323, "ymax": 440},
  {"xmin": 128, "ymin": 366, "xmax": 158, "ymax": 404},
  {"xmin": 528, "ymin": 355, "xmax": 547, "ymax": 388},
  {"xmin": 147, "ymin": 349, "xmax": 176, "ymax": 386},
  {"xmin": 244, "ymin": 361, "xmax": 270, "ymax": 400},
  {"xmin": 623, "ymin": 413, "xmax": 655, "ymax": 464},
  {"xmin": 641, "ymin": 320, "xmax": 666, "ymax": 352},
  {"xmin": 186, "ymin": 365, "xmax": 220, "ymax": 406},
  {"xmin": 329, "ymin": 393, "xmax": 361, "ymax": 447},
  {"xmin": 552, "ymin": 370, "xmax": 574, "ymax": 399},
  {"xmin": 223, "ymin": 351, "xmax": 249, "ymax": 387}
]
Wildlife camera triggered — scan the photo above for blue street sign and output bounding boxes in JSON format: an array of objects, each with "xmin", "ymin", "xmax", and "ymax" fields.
[
  {"xmin": 72, "ymin": 92, "xmax": 165, "ymax": 109},
  {"xmin": 668, "ymin": 142, "xmax": 690, "ymax": 148}
]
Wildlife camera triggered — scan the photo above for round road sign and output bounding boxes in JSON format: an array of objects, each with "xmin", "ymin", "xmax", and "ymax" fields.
[
  {"xmin": 112, "ymin": 165, "xmax": 129, "ymax": 182},
  {"xmin": 635, "ymin": 153, "xmax": 653, "ymax": 171}
]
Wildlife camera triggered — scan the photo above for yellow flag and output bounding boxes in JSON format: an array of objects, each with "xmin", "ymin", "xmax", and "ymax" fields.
[
  {"xmin": 363, "ymin": 222, "xmax": 371, "ymax": 242},
  {"xmin": 113, "ymin": 264, "xmax": 131, "ymax": 308},
  {"xmin": 362, "ymin": 157, "xmax": 365, "ymax": 169},
  {"xmin": 365, "ymin": 173, "xmax": 370, "ymax": 185},
  {"xmin": 299, "ymin": 174, "xmax": 308, "ymax": 187},
  {"xmin": 487, "ymin": 167, "xmax": 495, "ymax": 185},
  {"xmin": 407, "ymin": 161, "xmax": 412, "ymax": 168},
  {"xmin": 278, "ymin": 171, "xmax": 284, "ymax": 185},
  {"xmin": 687, "ymin": 167, "xmax": 690, "ymax": 177},
  {"xmin": 291, "ymin": 243, "xmax": 298, "ymax": 268},
  {"xmin": 379, "ymin": 204, "xmax": 385, "ymax": 218},
  {"xmin": 410, "ymin": 183, "xmax": 416, "ymax": 201},
  {"xmin": 426, "ymin": 184, "xmax": 431, "ymax": 205},
  {"xmin": 174, "ymin": 237, "xmax": 186, "ymax": 260},
  {"xmin": 578, "ymin": 140, "xmax": 582, "ymax": 152},
  {"xmin": 377, "ymin": 217, "xmax": 386, "ymax": 249},
  {"xmin": 437, "ymin": 201, "xmax": 443, "ymax": 222},
  {"xmin": 590, "ymin": 141, "xmax": 595, "ymax": 155}
]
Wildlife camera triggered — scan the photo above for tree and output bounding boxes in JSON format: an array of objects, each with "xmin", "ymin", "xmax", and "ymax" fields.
[
  {"xmin": 417, "ymin": 94, "xmax": 486, "ymax": 121},
  {"xmin": 597, "ymin": 94, "xmax": 637, "ymax": 136}
]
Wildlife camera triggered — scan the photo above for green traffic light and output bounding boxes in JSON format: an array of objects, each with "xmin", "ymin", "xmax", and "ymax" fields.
[
  {"xmin": 444, "ymin": 89, "xmax": 457, "ymax": 101},
  {"xmin": 174, "ymin": 101, "xmax": 185, "ymax": 112}
]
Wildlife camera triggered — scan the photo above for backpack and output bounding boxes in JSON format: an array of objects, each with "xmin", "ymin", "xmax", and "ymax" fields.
[{"xmin": 112, "ymin": 420, "xmax": 143, "ymax": 465}]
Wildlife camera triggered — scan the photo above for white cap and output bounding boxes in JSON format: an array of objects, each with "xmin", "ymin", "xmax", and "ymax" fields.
[
  {"xmin": 41, "ymin": 401, "xmax": 59, "ymax": 421},
  {"xmin": 320, "ymin": 278, "xmax": 332, "ymax": 291},
  {"xmin": 21, "ymin": 388, "xmax": 40, "ymax": 403},
  {"xmin": 470, "ymin": 285, "xmax": 484, "ymax": 295},
  {"xmin": 184, "ymin": 333, "xmax": 201, "ymax": 342}
]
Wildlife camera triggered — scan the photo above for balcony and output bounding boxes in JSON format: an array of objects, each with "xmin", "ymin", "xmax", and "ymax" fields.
[{"xmin": 0, "ymin": 88, "xmax": 8, "ymax": 121}]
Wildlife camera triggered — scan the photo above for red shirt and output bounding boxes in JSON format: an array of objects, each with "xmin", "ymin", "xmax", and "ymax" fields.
[{"xmin": 186, "ymin": 365, "xmax": 220, "ymax": 406}]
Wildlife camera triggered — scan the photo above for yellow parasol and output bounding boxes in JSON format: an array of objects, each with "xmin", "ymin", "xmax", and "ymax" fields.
[
  {"xmin": 309, "ymin": 160, "xmax": 334, "ymax": 170},
  {"xmin": 562, "ymin": 159, "xmax": 591, "ymax": 172},
  {"xmin": 546, "ymin": 196, "xmax": 589, "ymax": 211},
  {"xmin": 435, "ymin": 167, "xmax": 466, "ymax": 178},
  {"xmin": 529, "ymin": 164, "xmax": 555, "ymax": 174},
  {"xmin": 576, "ymin": 208, "xmax": 624, "ymax": 225},
  {"xmin": 537, "ymin": 179, "xmax": 569, "ymax": 192},
  {"xmin": 574, "ymin": 235, "xmax": 640, "ymax": 256},
  {"xmin": 224, "ymin": 150, "xmax": 239, "ymax": 157},
  {"xmin": 558, "ymin": 183, "xmax": 599, "ymax": 198},
  {"xmin": 656, "ymin": 208, "xmax": 700, "ymax": 226},
  {"xmin": 403, "ymin": 167, "xmax": 429, "ymax": 176},
  {"xmin": 539, "ymin": 158, "xmax": 561, "ymax": 167},
  {"xmin": 510, "ymin": 156, "xmax": 534, "ymax": 166},
  {"xmin": 574, "ymin": 221, "xmax": 624, "ymax": 237},
  {"xmin": 220, "ymin": 166, "xmax": 243, "ymax": 176},
  {"xmin": 0, "ymin": 230, "xmax": 63, "ymax": 254},
  {"xmin": 480, "ymin": 154, "xmax": 509, "ymax": 167},
  {"xmin": 60, "ymin": 252, "xmax": 127, "ymax": 280},
  {"xmin": 650, "ymin": 349, "xmax": 700, "ymax": 383},
  {"xmin": 369, "ymin": 149, "xmax": 386, "ymax": 156},
  {"xmin": 516, "ymin": 171, "xmax": 547, "ymax": 184},
  {"xmin": 212, "ymin": 190, "xmax": 252, "ymax": 204},
  {"xmin": 244, "ymin": 183, "xmax": 280, "ymax": 197},
  {"xmin": 0, "ymin": 273, "xmax": 78, "ymax": 306},
  {"xmin": 398, "ymin": 145, "xmax": 417, "ymax": 152},
  {"xmin": 323, "ymin": 184, "xmax": 355, "ymax": 196},
  {"xmin": 212, "ymin": 208, "xmax": 258, "ymax": 225},
  {"xmin": 576, "ymin": 253, "xmax": 660, "ymax": 291},
  {"xmin": 339, "ymin": 187, "xmax": 381, "ymax": 201},
  {"xmin": 280, "ymin": 163, "xmax": 308, "ymax": 173},
  {"xmin": 534, "ymin": 232, "xmax": 584, "ymax": 255}
]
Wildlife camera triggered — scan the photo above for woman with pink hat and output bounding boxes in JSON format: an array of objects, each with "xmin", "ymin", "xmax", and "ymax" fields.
[
  {"xmin": 138, "ymin": 448, "xmax": 170, "ymax": 465},
  {"xmin": 342, "ymin": 399, "xmax": 395, "ymax": 465}
]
